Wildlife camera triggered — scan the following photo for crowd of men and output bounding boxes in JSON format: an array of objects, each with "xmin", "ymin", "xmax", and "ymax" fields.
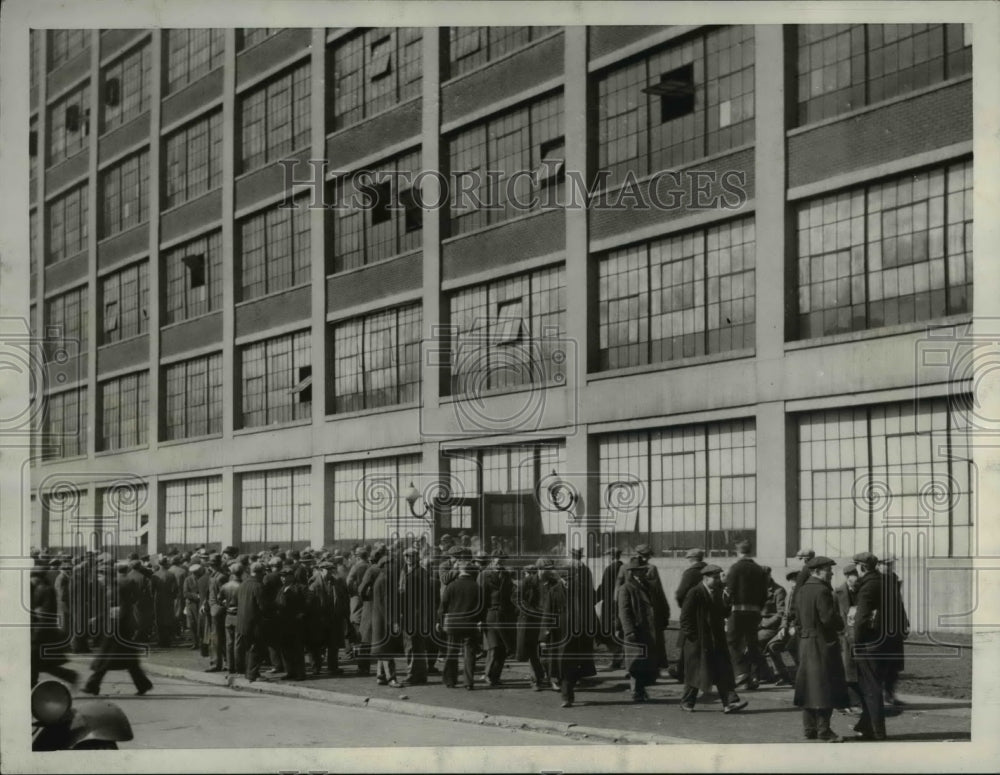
[{"xmin": 30, "ymin": 534, "xmax": 908, "ymax": 739}]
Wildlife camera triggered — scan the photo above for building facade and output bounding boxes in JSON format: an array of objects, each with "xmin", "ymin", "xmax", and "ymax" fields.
[{"xmin": 28, "ymin": 25, "xmax": 975, "ymax": 631}]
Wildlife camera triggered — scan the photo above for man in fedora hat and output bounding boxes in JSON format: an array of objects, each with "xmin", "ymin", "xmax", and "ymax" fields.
[
  {"xmin": 595, "ymin": 547, "xmax": 624, "ymax": 669},
  {"xmin": 679, "ymin": 564, "xmax": 746, "ymax": 713},
  {"xmin": 793, "ymin": 556, "xmax": 848, "ymax": 742},
  {"xmin": 617, "ymin": 558, "xmax": 658, "ymax": 702}
]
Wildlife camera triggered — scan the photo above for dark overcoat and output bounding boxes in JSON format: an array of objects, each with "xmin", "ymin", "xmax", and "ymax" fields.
[
  {"xmin": 674, "ymin": 562, "xmax": 705, "ymax": 647},
  {"xmin": 371, "ymin": 559, "xmax": 403, "ymax": 657},
  {"xmin": 616, "ymin": 576, "xmax": 658, "ymax": 684},
  {"xmin": 833, "ymin": 581, "xmax": 857, "ymax": 682},
  {"xmin": 90, "ymin": 573, "xmax": 143, "ymax": 672},
  {"xmin": 358, "ymin": 558, "xmax": 383, "ymax": 645},
  {"xmin": 479, "ymin": 567, "xmax": 516, "ymax": 651},
  {"xmin": 399, "ymin": 563, "xmax": 435, "ymax": 636},
  {"xmin": 595, "ymin": 560, "xmax": 622, "ymax": 640},
  {"xmin": 515, "ymin": 572, "xmax": 545, "ymax": 661},
  {"xmin": 793, "ymin": 576, "xmax": 849, "ymax": 709},
  {"xmin": 679, "ymin": 582, "xmax": 734, "ymax": 694},
  {"xmin": 540, "ymin": 577, "xmax": 591, "ymax": 683},
  {"xmin": 235, "ymin": 576, "xmax": 268, "ymax": 637},
  {"xmin": 881, "ymin": 569, "xmax": 908, "ymax": 671}
]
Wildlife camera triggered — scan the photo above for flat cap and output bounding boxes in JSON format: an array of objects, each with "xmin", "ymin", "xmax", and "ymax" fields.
[
  {"xmin": 852, "ymin": 551, "xmax": 879, "ymax": 567},
  {"xmin": 701, "ymin": 564, "xmax": 723, "ymax": 576},
  {"xmin": 625, "ymin": 557, "xmax": 647, "ymax": 571},
  {"xmin": 633, "ymin": 544, "xmax": 653, "ymax": 557},
  {"xmin": 188, "ymin": 563, "xmax": 202, "ymax": 573},
  {"xmin": 795, "ymin": 548, "xmax": 816, "ymax": 560},
  {"xmin": 685, "ymin": 547, "xmax": 705, "ymax": 560},
  {"xmin": 228, "ymin": 562, "xmax": 242, "ymax": 574},
  {"xmin": 605, "ymin": 547, "xmax": 621, "ymax": 557},
  {"xmin": 403, "ymin": 546, "xmax": 420, "ymax": 557},
  {"xmin": 785, "ymin": 569, "xmax": 799, "ymax": 581},
  {"xmin": 267, "ymin": 556, "xmax": 283, "ymax": 566},
  {"xmin": 760, "ymin": 565, "xmax": 772, "ymax": 575},
  {"xmin": 249, "ymin": 562, "xmax": 264, "ymax": 575},
  {"xmin": 569, "ymin": 547, "xmax": 584, "ymax": 557},
  {"xmin": 318, "ymin": 560, "xmax": 335, "ymax": 569},
  {"xmin": 536, "ymin": 557, "xmax": 555, "ymax": 570},
  {"xmin": 843, "ymin": 563, "xmax": 858, "ymax": 575},
  {"xmin": 879, "ymin": 553, "xmax": 897, "ymax": 565},
  {"xmin": 735, "ymin": 539, "xmax": 752, "ymax": 553},
  {"xmin": 806, "ymin": 556, "xmax": 836, "ymax": 569}
]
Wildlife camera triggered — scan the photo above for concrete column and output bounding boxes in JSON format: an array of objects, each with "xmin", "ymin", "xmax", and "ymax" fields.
[
  {"xmin": 563, "ymin": 27, "xmax": 592, "ymax": 555},
  {"xmin": 85, "ymin": 31, "xmax": 100, "ymax": 457},
  {"xmin": 752, "ymin": 26, "xmax": 793, "ymax": 564},
  {"xmin": 146, "ymin": 30, "xmax": 162, "ymax": 453},
  {"xmin": 32, "ymin": 31, "xmax": 47, "ymax": 468},
  {"xmin": 420, "ymin": 28, "xmax": 444, "ymax": 418},
  {"xmin": 145, "ymin": 474, "xmax": 159, "ymax": 556},
  {"xmin": 755, "ymin": 401, "xmax": 793, "ymax": 563},
  {"xmin": 309, "ymin": 28, "xmax": 327, "ymax": 435},
  {"xmin": 753, "ymin": 24, "xmax": 789, "ymax": 364},
  {"xmin": 220, "ymin": 30, "xmax": 237, "ymax": 440},
  {"xmin": 310, "ymin": 456, "xmax": 326, "ymax": 548},
  {"xmin": 221, "ymin": 467, "xmax": 237, "ymax": 550}
]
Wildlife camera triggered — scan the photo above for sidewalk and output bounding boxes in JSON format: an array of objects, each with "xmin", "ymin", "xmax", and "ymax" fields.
[{"xmin": 129, "ymin": 645, "xmax": 971, "ymax": 746}]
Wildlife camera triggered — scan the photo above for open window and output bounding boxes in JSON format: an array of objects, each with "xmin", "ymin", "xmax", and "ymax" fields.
[
  {"xmin": 103, "ymin": 301, "xmax": 119, "ymax": 334},
  {"xmin": 534, "ymin": 136, "xmax": 565, "ymax": 187},
  {"xmin": 104, "ymin": 77, "xmax": 121, "ymax": 107},
  {"xmin": 291, "ymin": 365, "xmax": 312, "ymax": 403},
  {"xmin": 643, "ymin": 63, "xmax": 696, "ymax": 123},
  {"xmin": 29, "ymin": 130, "xmax": 38, "ymax": 157},
  {"xmin": 183, "ymin": 254, "xmax": 206, "ymax": 289},
  {"xmin": 400, "ymin": 187, "xmax": 423, "ymax": 233},
  {"xmin": 369, "ymin": 180, "xmax": 393, "ymax": 226},
  {"xmin": 493, "ymin": 299, "xmax": 525, "ymax": 345},
  {"xmin": 369, "ymin": 35, "xmax": 393, "ymax": 80},
  {"xmin": 65, "ymin": 104, "xmax": 81, "ymax": 132}
]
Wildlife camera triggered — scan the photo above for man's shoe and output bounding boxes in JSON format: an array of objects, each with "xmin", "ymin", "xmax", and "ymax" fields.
[
  {"xmin": 734, "ymin": 673, "xmax": 750, "ymax": 688},
  {"xmin": 679, "ymin": 703, "xmax": 695, "ymax": 712},
  {"xmin": 376, "ymin": 678, "xmax": 388, "ymax": 686},
  {"xmin": 561, "ymin": 700, "xmax": 572, "ymax": 708},
  {"xmin": 803, "ymin": 731, "xmax": 818, "ymax": 740},
  {"xmin": 745, "ymin": 679, "xmax": 760, "ymax": 690},
  {"xmin": 465, "ymin": 684, "xmax": 474, "ymax": 691},
  {"xmin": 204, "ymin": 666, "xmax": 223, "ymax": 673},
  {"xmin": 80, "ymin": 685, "xmax": 99, "ymax": 696},
  {"xmin": 136, "ymin": 684, "xmax": 152, "ymax": 696},
  {"xmin": 550, "ymin": 679, "xmax": 560, "ymax": 691},
  {"xmin": 723, "ymin": 700, "xmax": 748, "ymax": 713},
  {"xmin": 817, "ymin": 731, "xmax": 844, "ymax": 743},
  {"xmin": 387, "ymin": 680, "xmax": 403, "ymax": 688},
  {"xmin": 531, "ymin": 682, "xmax": 543, "ymax": 692},
  {"xmin": 427, "ymin": 666, "xmax": 441, "ymax": 675}
]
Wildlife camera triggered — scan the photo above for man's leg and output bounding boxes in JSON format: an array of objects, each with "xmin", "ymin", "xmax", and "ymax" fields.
[
  {"xmin": 680, "ymin": 684, "xmax": 698, "ymax": 709},
  {"xmin": 211, "ymin": 612, "xmax": 226, "ymax": 669},
  {"xmin": 802, "ymin": 708, "xmax": 818, "ymax": 739},
  {"xmin": 235, "ymin": 631, "xmax": 247, "ymax": 676},
  {"xmin": 462, "ymin": 635, "xmax": 477, "ymax": 688},
  {"xmin": 744, "ymin": 614, "xmax": 765, "ymax": 684},
  {"xmin": 854, "ymin": 656, "xmax": 886, "ymax": 739},
  {"xmin": 83, "ymin": 668, "xmax": 107, "ymax": 695},
  {"xmin": 407, "ymin": 633, "xmax": 427, "ymax": 684},
  {"xmin": 225, "ymin": 623, "xmax": 237, "ymax": 674},
  {"xmin": 127, "ymin": 663, "xmax": 153, "ymax": 694}
]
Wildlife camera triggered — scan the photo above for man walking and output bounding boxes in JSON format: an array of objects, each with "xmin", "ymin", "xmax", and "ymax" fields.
[
  {"xmin": 479, "ymin": 550, "xmax": 515, "ymax": 686},
  {"xmin": 669, "ymin": 548, "xmax": 707, "ymax": 682},
  {"xmin": 516, "ymin": 560, "xmax": 548, "ymax": 690},
  {"xmin": 595, "ymin": 547, "xmax": 623, "ymax": 669},
  {"xmin": 725, "ymin": 540, "xmax": 769, "ymax": 690},
  {"xmin": 793, "ymin": 556, "xmax": 848, "ymax": 742},
  {"xmin": 678, "ymin": 564, "xmax": 747, "ymax": 713}
]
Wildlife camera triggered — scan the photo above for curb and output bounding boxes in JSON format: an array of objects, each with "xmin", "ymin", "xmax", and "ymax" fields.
[{"xmin": 143, "ymin": 661, "xmax": 693, "ymax": 745}]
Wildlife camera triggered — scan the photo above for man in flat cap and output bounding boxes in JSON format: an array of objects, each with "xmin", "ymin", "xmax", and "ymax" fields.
[
  {"xmin": 539, "ymin": 557, "xmax": 592, "ymax": 708},
  {"xmin": 262, "ymin": 556, "xmax": 286, "ymax": 675},
  {"xmin": 756, "ymin": 566, "xmax": 785, "ymax": 683},
  {"xmin": 275, "ymin": 564, "xmax": 307, "ymax": 681},
  {"xmin": 151, "ymin": 556, "xmax": 178, "ymax": 647},
  {"xmin": 438, "ymin": 560, "xmax": 485, "ymax": 689},
  {"xmin": 478, "ymin": 549, "xmax": 515, "ymax": 686},
  {"xmin": 219, "ymin": 563, "xmax": 244, "ymax": 676},
  {"xmin": 595, "ymin": 547, "xmax": 624, "ymax": 670},
  {"xmin": 793, "ymin": 556, "xmax": 848, "ymax": 742},
  {"xmin": 669, "ymin": 548, "xmax": 707, "ymax": 682},
  {"xmin": 205, "ymin": 555, "xmax": 229, "ymax": 672},
  {"xmin": 516, "ymin": 559, "xmax": 548, "ymax": 690},
  {"xmin": 679, "ymin": 564, "xmax": 747, "ymax": 713},
  {"xmin": 877, "ymin": 554, "xmax": 909, "ymax": 706},
  {"xmin": 725, "ymin": 539, "xmax": 769, "ymax": 690},
  {"xmin": 851, "ymin": 551, "xmax": 887, "ymax": 740},
  {"xmin": 617, "ymin": 558, "xmax": 658, "ymax": 702},
  {"xmin": 565, "ymin": 547, "xmax": 598, "ymax": 681},
  {"xmin": 834, "ymin": 563, "xmax": 863, "ymax": 712},
  {"xmin": 777, "ymin": 549, "xmax": 815, "ymax": 663},
  {"xmin": 183, "ymin": 563, "xmax": 205, "ymax": 651},
  {"xmin": 168, "ymin": 555, "xmax": 188, "ymax": 640}
]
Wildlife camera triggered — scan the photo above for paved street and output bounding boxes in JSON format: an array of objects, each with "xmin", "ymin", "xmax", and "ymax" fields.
[
  {"xmin": 58, "ymin": 646, "xmax": 971, "ymax": 747},
  {"xmin": 66, "ymin": 671, "xmax": 581, "ymax": 749}
]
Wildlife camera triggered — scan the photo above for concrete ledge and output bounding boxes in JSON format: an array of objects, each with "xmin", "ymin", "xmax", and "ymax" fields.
[{"xmin": 143, "ymin": 660, "xmax": 691, "ymax": 745}]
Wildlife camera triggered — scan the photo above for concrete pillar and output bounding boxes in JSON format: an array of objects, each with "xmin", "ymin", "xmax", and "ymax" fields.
[
  {"xmin": 221, "ymin": 467, "xmax": 237, "ymax": 550},
  {"xmin": 310, "ymin": 456, "xmax": 326, "ymax": 549},
  {"xmin": 309, "ymin": 29, "xmax": 327, "ymax": 436},
  {"xmin": 146, "ymin": 30, "xmax": 162, "ymax": 453},
  {"xmin": 85, "ymin": 31, "xmax": 100, "ymax": 457},
  {"xmin": 755, "ymin": 401, "xmax": 793, "ymax": 562},
  {"xmin": 220, "ymin": 30, "xmax": 237, "ymax": 440},
  {"xmin": 563, "ymin": 26, "xmax": 593, "ymax": 557}
]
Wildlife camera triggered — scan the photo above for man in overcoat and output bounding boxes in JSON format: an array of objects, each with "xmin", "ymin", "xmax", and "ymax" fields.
[
  {"xmin": 833, "ymin": 563, "xmax": 862, "ymax": 710},
  {"xmin": 235, "ymin": 562, "xmax": 268, "ymax": 681},
  {"xmin": 479, "ymin": 549, "xmax": 516, "ymax": 686},
  {"xmin": 515, "ymin": 561, "xmax": 548, "ymax": 689},
  {"xmin": 595, "ymin": 547, "xmax": 623, "ymax": 669},
  {"xmin": 398, "ymin": 547, "xmax": 433, "ymax": 685},
  {"xmin": 616, "ymin": 558, "xmax": 658, "ymax": 702},
  {"xmin": 678, "ymin": 564, "xmax": 747, "ymax": 713},
  {"xmin": 878, "ymin": 554, "xmax": 909, "ymax": 706},
  {"xmin": 852, "ymin": 551, "xmax": 888, "ymax": 740},
  {"xmin": 183, "ymin": 563, "xmax": 204, "ymax": 650},
  {"xmin": 438, "ymin": 560, "xmax": 485, "ymax": 690},
  {"xmin": 793, "ymin": 556, "xmax": 848, "ymax": 741},
  {"xmin": 540, "ymin": 559, "xmax": 592, "ymax": 708},
  {"xmin": 669, "ymin": 548, "xmax": 707, "ymax": 682}
]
